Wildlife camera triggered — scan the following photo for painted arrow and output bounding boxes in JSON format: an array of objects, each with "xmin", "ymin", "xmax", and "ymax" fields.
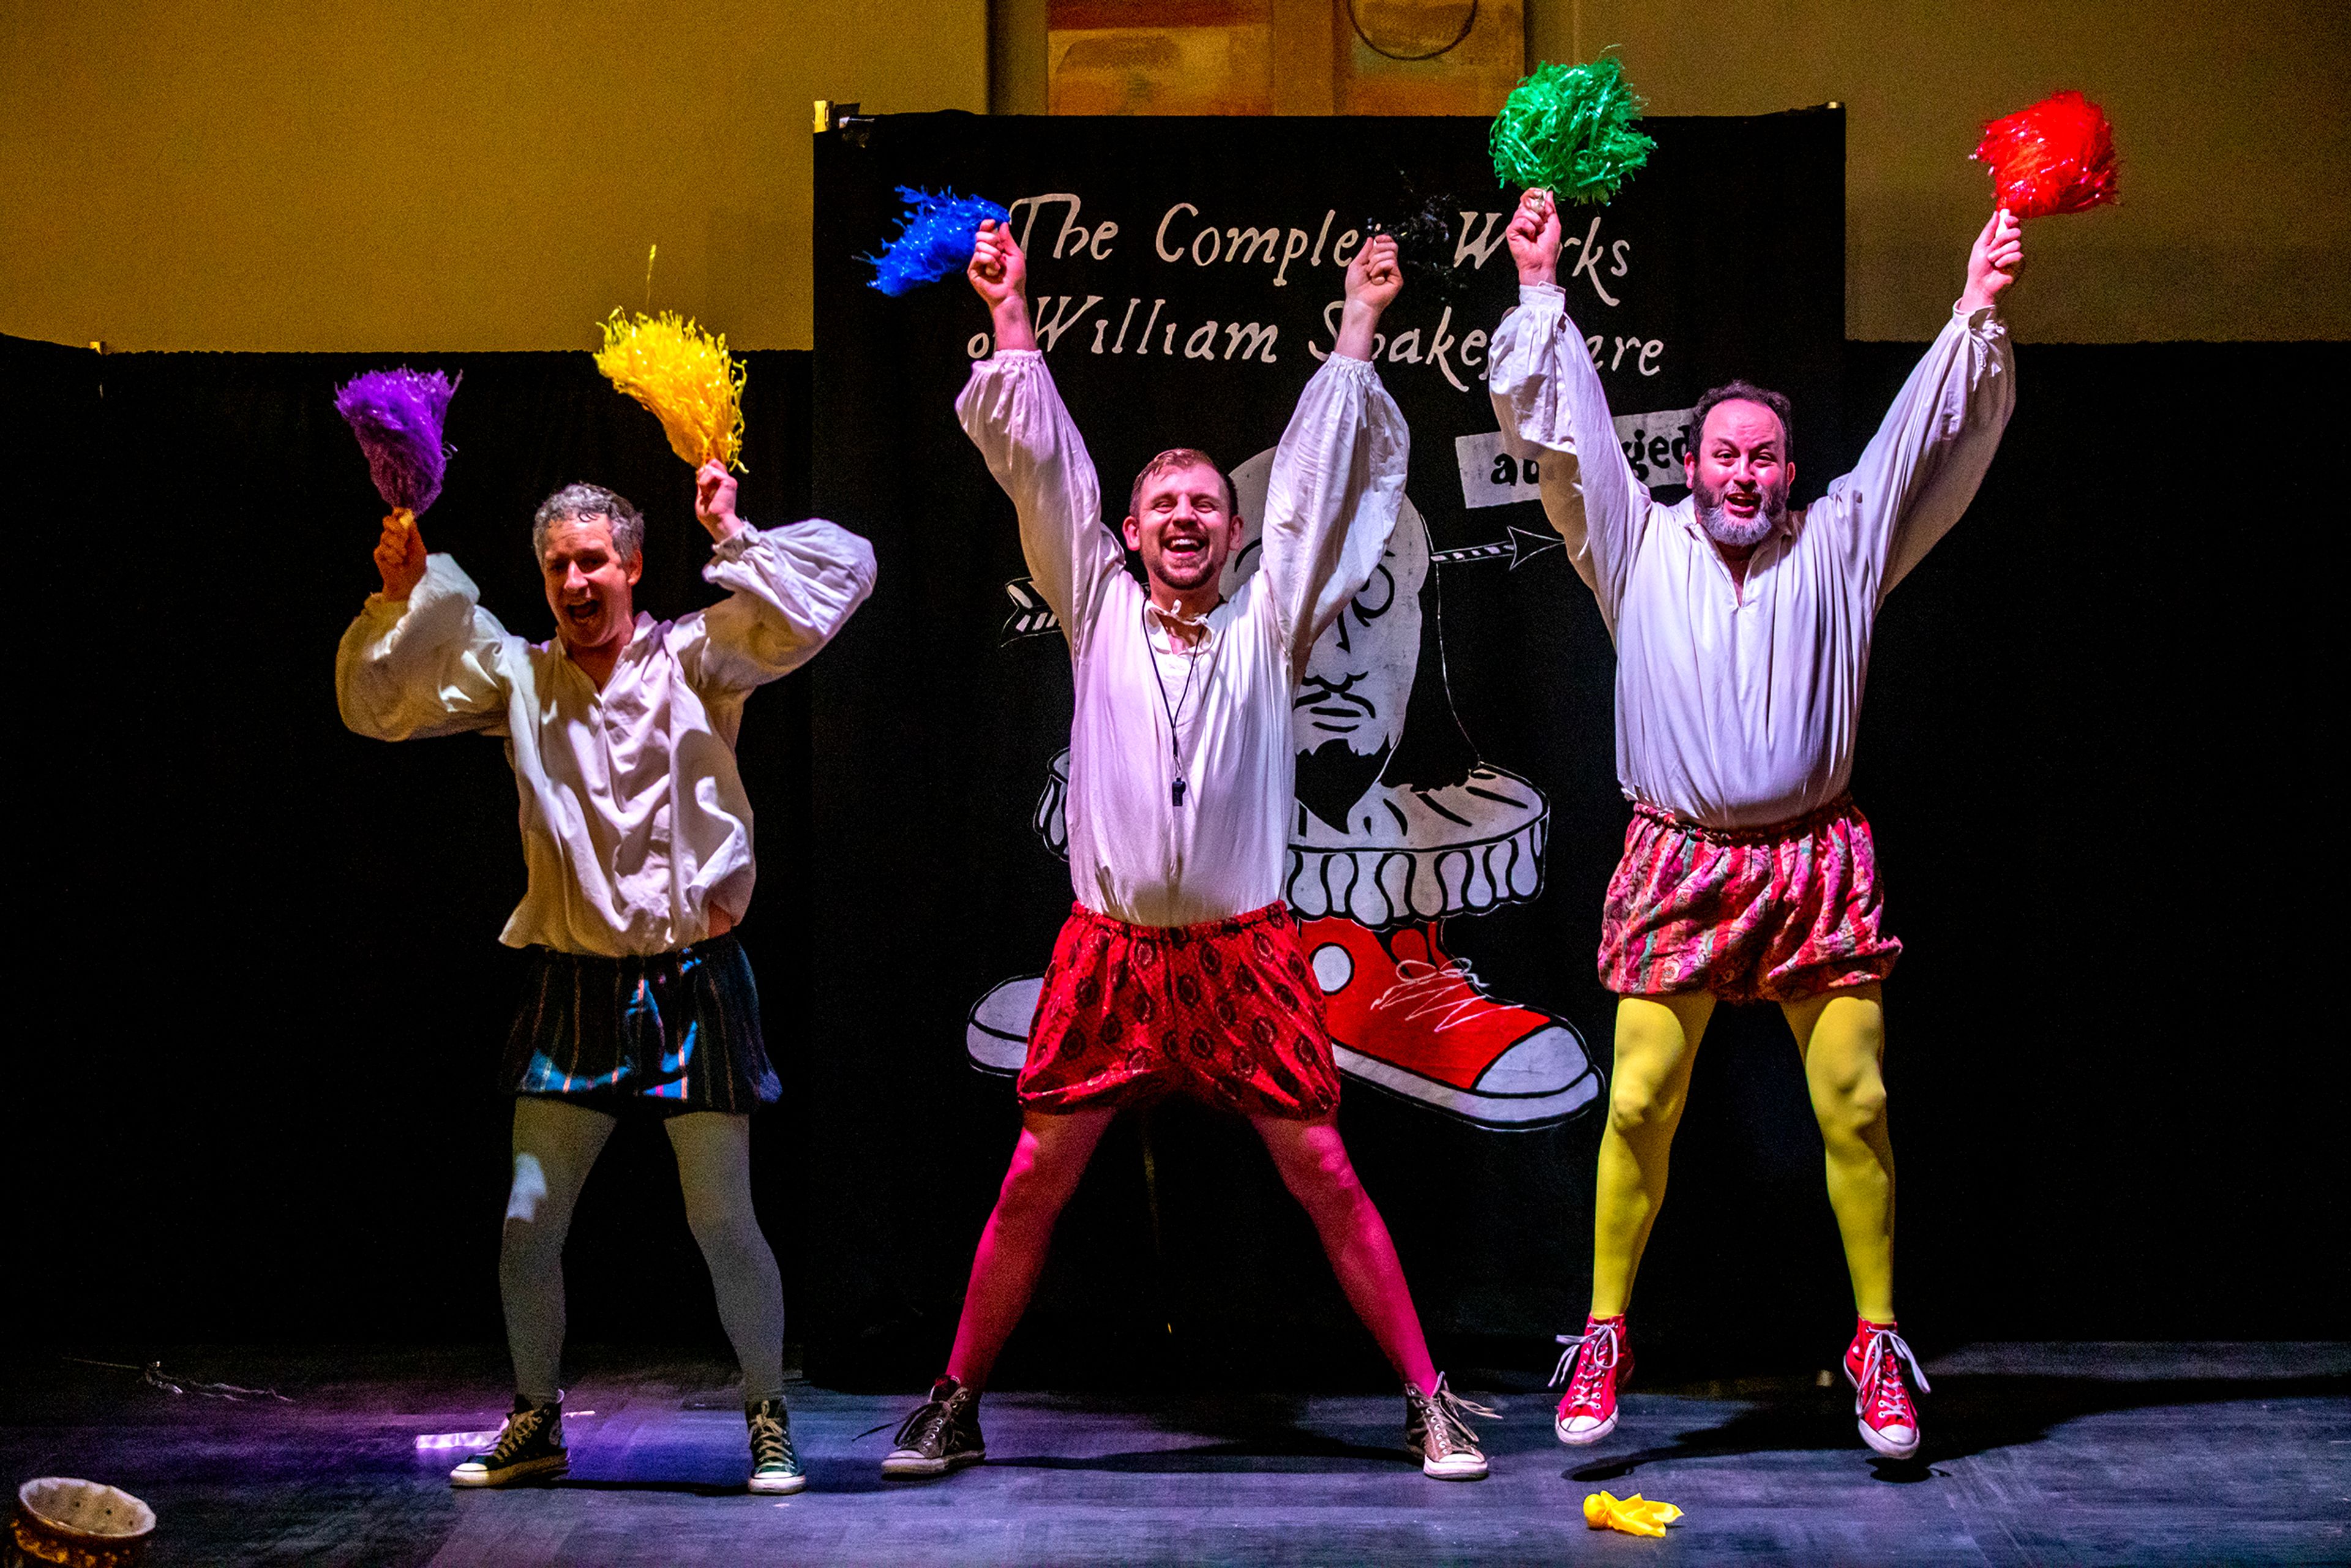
[{"xmin": 1430, "ymin": 525, "xmax": 1562, "ymax": 569}]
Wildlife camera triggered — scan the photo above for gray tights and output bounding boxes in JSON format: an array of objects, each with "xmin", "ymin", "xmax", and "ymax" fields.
[{"xmin": 500, "ymin": 1097, "xmax": 786, "ymax": 1403}]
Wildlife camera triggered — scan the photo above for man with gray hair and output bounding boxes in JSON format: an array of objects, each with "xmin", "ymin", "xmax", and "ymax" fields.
[{"xmin": 337, "ymin": 457, "xmax": 876, "ymax": 1493}]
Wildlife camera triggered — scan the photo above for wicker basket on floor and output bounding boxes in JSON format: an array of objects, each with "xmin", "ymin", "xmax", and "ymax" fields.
[{"xmin": 7, "ymin": 1479, "xmax": 155, "ymax": 1568}]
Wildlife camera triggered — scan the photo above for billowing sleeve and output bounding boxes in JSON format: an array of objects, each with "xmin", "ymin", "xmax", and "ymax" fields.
[
  {"xmin": 1488, "ymin": 282, "xmax": 1648, "ymax": 634},
  {"xmin": 1823, "ymin": 303, "xmax": 2015, "ymax": 603},
  {"xmin": 1258, "ymin": 351, "xmax": 1408, "ymax": 674},
  {"xmin": 680, "ymin": 520, "xmax": 879, "ymax": 693},
  {"xmin": 335, "ymin": 553, "xmax": 516, "ymax": 740},
  {"xmin": 956, "ymin": 349, "xmax": 1125, "ymax": 653}
]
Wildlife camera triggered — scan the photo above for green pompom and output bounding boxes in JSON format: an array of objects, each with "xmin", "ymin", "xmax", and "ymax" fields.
[{"xmin": 1490, "ymin": 55, "xmax": 1656, "ymax": 205}]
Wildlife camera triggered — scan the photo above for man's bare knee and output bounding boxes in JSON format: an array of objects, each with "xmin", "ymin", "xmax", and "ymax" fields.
[
  {"xmin": 994, "ymin": 1128, "xmax": 1092, "ymax": 1221},
  {"xmin": 1269, "ymin": 1132, "xmax": 1365, "ymax": 1218}
]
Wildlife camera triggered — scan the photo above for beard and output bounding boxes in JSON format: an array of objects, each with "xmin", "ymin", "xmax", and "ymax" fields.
[
  {"xmin": 1295, "ymin": 735, "xmax": 1395, "ymax": 833},
  {"xmin": 1149, "ymin": 539, "xmax": 1221, "ymax": 591},
  {"xmin": 1693, "ymin": 475, "xmax": 1787, "ymax": 549}
]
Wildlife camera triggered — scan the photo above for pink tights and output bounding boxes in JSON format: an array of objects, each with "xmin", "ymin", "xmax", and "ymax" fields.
[{"xmin": 943, "ymin": 1108, "xmax": 1439, "ymax": 1392}]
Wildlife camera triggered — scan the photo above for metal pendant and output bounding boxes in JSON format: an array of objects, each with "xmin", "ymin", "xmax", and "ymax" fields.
[{"xmin": 1171, "ymin": 778, "xmax": 1187, "ymax": 807}]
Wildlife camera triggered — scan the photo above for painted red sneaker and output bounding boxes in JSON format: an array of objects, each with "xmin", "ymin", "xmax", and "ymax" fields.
[
  {"xmin": 1844, "ymin": 1318, "xmax": 1930, "ymax": 1460},
  {"xmin": 1551, "ymin": 1315, "xmax": 1632, "ymax": 1446},
  {"xmin": 1301, "ymin": 917, "xmax": 1600, "ymax": 1128}
]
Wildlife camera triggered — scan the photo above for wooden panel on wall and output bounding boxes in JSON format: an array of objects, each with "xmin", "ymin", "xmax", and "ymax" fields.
[
  {"xmin": 1048, "ymin": 0, "xmax": 1274, "ymax": 114},
  {"xmin": 1335, "ymin": 0, "xmax": 1523, "ymax": 115},
  {"xmin": 1046, "ymin": 0, "xmax": 1521, "ymax": 115}
]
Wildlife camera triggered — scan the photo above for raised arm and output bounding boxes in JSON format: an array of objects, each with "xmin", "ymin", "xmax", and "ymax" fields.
[
  {"xmin": 678, "ymin": 460, "xmax": 878, "ymax": 692},
  {"xmin": 335, "ymin": 512, "xmax": 516, "ymax": 740},
  {"xmin": 1487, "ymin": 189, "xmax": 1647, "ymax": 631},
  {"xmin": 953, "ymin": 219, "xmax": 1125, "ymax": 648},
  {"xmin": 1260, "ymin": 233, "xmax": 1408, "ymax": 672},
  {"xmin": 1828, "ymin": 209, "xmax": 2022, "ymax": 601}
]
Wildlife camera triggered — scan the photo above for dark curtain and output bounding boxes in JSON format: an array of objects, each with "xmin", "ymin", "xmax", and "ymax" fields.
[
  {"xmin": 2, "ymin": 228, "xmax": 2340, "ymax": 1380},
  {"xmin": 4, "ymin": 334, "xmax": 820, "ymax": 1355}
]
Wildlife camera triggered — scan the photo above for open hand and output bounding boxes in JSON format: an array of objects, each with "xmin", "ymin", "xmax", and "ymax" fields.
[
  {"xmin": 968, "ymin": 219, "xmax": 1027, "ymax": 307},
  {"xmin": 1507, "ymin": 188, "xmax": 1562, "ymax": 286},
  {"xmin": 695, "ymin": 459, "xmax": 743, "ymax": 540},
  {"xmin": 1961, "ymin": 208, "xmax": 2024, "ymax": 313},
  {"xmin": 1346, "ymin": 233, "xmax": 1403, "ymax": 314},
  {"xmin": 373, "ymin": 511, "xmax": 427, "ymax": 601}
]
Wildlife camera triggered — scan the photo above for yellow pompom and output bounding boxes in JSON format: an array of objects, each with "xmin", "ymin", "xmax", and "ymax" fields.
[{"xmin": 593, "ymin": 309, "xmax": 748, "ymax": 472}]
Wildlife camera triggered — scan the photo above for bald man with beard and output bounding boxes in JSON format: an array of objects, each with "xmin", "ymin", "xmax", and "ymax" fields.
[{"xmin": 1492, "ymin": 188, "xmax": 2022, "ymax": 1463}]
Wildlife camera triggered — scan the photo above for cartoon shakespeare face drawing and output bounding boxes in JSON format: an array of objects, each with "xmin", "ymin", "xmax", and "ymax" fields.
[{"xmin": 969, "ymin": 449, "xmax": 1600, "ymax": 1130}]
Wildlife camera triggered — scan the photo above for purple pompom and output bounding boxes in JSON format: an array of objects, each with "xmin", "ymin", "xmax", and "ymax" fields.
[{"xmin": 334, "ymin": 367, "xmax": 460, "ymax": 514}]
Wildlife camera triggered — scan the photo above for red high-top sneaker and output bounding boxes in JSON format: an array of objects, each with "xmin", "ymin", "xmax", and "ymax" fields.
[
  {"xmin": 1551, "ymin": 1315, "xmax": 1632, "ymax": 1446},
  {"xmin": 1843, "ymin": 1318, "xmax": 1930, "ymax": 1460},
  {"xmin": 1301, "ymin": 917, "xmax": 1600, "ymax": 1128}
]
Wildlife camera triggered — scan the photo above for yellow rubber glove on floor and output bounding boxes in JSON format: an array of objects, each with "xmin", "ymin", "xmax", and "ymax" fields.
[{"xmin": 1584, "ymin": 1490, "xmax": 1684, "ymax": 1537}]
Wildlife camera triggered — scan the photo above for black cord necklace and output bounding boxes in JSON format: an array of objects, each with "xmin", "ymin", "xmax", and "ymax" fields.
[{"xmin": 1144, "ymin": 599, "xmax": 1212, "ymax": 808}]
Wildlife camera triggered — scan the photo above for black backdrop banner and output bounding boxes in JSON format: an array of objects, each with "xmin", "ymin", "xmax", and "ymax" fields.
[{"xmin": 803, "ymin": 110, "xmax": 1845, "ymax": 1386}]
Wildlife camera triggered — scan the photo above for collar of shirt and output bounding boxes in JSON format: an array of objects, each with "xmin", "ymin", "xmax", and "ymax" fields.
[
  {"xmin": 542, "ymin": 611, "xmax": 661, "ymax": 693},
  {"xmin": 1143, "ymin": 593, "xmax": 1234, "ymax": 654}
]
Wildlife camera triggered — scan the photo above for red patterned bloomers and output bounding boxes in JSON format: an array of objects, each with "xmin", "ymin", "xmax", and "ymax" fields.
[
  {"xmin": 1598, "ymin": 795, "xmax": 1902, "ymax": 1004},
  {"xmin": 1018, "ymin": 901, "xmax": 1342, "ymax": 1119}
]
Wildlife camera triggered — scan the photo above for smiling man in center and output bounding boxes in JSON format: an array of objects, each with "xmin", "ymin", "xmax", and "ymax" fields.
[{"xmin": 881, "ymin": 218, "xmax": 1494, "ymax": 1483}]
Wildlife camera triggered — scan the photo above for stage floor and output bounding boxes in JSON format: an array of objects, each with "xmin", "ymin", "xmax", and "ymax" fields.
[{"xmin": 4, "ymin": 1344, "xmax": 2344, "ymax": 1565}]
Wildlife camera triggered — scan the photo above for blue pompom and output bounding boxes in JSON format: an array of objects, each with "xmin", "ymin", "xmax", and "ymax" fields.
[{"xmin": 864, "ymin": 186, "xmax": 1011, "ymax": 296}]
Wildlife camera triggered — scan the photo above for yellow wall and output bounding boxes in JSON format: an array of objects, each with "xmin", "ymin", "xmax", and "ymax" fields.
[
  {"xmin": 9, "ymin": 0, "xmax": 2344, "ymax": 348},
  {"xmin": 1, "ymin": 0, "xmax": 987, "ymax": 351},
  {"xmin": 1544, "ymin": 0, "xmax": 2351, "ymax": 342},
  {"xmin": 991, "ymin": 0, "xmax": 2351, "ymax": 342}
]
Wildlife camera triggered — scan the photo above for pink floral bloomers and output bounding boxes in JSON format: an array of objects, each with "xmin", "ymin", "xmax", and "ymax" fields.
[{"xmin": 1598, "ymin": 795, "xmax": 1902, "ymax": 1003}]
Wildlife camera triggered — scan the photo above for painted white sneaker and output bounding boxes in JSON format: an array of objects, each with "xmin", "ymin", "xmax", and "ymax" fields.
[{"xmin": 966, "ymin": 975, "xmax": 1042, "ymax": 1076}]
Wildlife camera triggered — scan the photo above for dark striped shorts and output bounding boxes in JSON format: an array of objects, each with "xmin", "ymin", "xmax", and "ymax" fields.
[{"xmin": 501, "ymin": 934, "xmax": 781, "ymax": 1114}]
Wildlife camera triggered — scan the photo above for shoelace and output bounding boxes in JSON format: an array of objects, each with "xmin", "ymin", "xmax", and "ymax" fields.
[
  {"xmin": 1551, "ymin": 1321, "xmax": 1625, "ymax": 1404},
  {"xmin": 1853, "ymin": 1326, "xmax": 1930, "ymax": 1419},
  {"xmin": 891, "ymin": 1394, "xmax": 957, "ymax": 1450},
  {"xmin": 1373, "ymin": 958, "xmax": 1499, "ymax": 1032},
  {"xmin": 749, "ymin": 1410, "xmax": 795, "ymax": 1469},
  {"xmin": 489, "ymin": 1406, "xmax": 551, "ymax": 1463},
  {"xmin": 1401, "ymin": 1382, "xmax": 1495, "ymax": 1457}
]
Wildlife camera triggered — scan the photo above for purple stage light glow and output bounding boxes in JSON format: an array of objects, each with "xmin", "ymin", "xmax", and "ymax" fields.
[
  {"xmin": 414, "ymin": 1410, "xmax": 593, "ymax": 1449},
  {"xmin": 334, "ymin": 367, "xmax": 460, "ymax": 517}
]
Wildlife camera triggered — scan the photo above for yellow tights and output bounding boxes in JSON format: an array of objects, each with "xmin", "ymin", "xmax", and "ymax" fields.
[{"xmin": 1588, "ymin": 984, "xmax": 1895, "ymax": 1322}]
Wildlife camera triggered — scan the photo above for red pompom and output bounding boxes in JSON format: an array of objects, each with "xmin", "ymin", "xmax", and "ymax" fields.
[{"xmin": 1972, "ymin": 91, "xmax": 2119, "ymax": 219}]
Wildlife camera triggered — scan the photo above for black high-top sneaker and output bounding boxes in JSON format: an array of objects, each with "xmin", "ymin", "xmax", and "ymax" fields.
[
  {"xmin": 449, "ymin": 1396, "xmax": 568, "ymax": 1487},
  {"xmin": 747, "ymin": 1397, "xmax": 806, "ymax": 1494},
  {"xmin": 881, "ymin": 1376, "xmax": 986, "ymax": 1478},
  {"xmin": 1404, "ymin": 1375, "xmax": 1496, "ymax": 1480}
]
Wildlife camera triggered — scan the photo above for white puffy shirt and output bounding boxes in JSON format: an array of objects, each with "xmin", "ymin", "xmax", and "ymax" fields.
[
  {"xmin": 1490, "ymin": 283, "xmax": 2014, "ymax": 830},
  {"xmin": 335, "ymin": 522, "xmax": 877, "ymax": 955},
  {"xmin": 960, "ymin": 349, "xmax": 1405, "ymax": 927}
]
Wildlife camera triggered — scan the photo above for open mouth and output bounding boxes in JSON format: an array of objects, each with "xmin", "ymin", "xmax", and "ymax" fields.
[
  {"xmin": 1724, "ymin": 492, "xmax": 1761, "ymax": 517},
  {"xmin": 563, "ymin": 601, "xmax": 601, "ymax": 628}
]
